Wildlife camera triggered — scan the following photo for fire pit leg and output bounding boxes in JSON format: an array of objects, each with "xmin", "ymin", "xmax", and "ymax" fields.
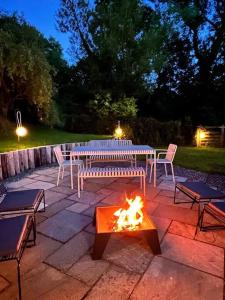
[
  {"xmin": 144, "ymin": 229, "xmax": 161, "ymax": 255},
  {"xmin": 92, "ymin": 233, "xmax": 111, "ymax": 260}
]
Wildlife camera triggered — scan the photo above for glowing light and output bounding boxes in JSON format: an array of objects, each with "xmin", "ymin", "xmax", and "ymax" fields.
[
  {"xmin": 199, "ymin": 131, "xmax": 205, "ymax": 139},
  {"xmin": 16, "ymin": 126, "xmax": 28, "ymax": 137},
  {"xmin": 114, "ymin": 121, "xmax": 123, "ymax": 139}
]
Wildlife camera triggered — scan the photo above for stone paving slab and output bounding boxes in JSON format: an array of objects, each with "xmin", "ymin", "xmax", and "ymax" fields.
[
  {"xmin": 33, "ymin": 168, "xmax": 58, "ymax": 176},
  {"xmin": 169, "ymin": 220, "xmax": 196, "ymax": 239},
  {"xmin": 33, "ymin": 175, "xmax": 56, "ymax": 183},
  {"xmin": 85, "ymin": 265, "xmax": 140, "ymax": 300},
  {"xmin": 45, "ymin": 231, "xmax": 94, "ymax": 272},
  {"xmin": 66, "ymin": 202, "xmax": 90, "ymax": 213},
  {"xmin": 44, "ymin": 190, "xmax": 67, "ymax": 205},
  {"xmin": 40, "ymin": 275, "xmax": 89, "ymax": 300},
  {"xmin": 38, "ymin": 210, "xmax": 92, "ymax": 243},
  {"xmin": 157, "ymin": 181, "xmax": 176, "ymax": 191},
  {"xmin": 50, "ymin": 185, "xmax": 76, "ymax": 195},
  {"xmin": 67, "ymin": 191, "xmax": 106, "ymax": 205},
  {"xmin": 161, "ymin": 233, "xmax": 224, "ymax": 278},
  {"xmin": 161, "ymin": 175, "xmax": 187, "ymax": 182},
  {"xmin": 101, "ymin": 191, "xmax": 126, "ymax": 206},
  {"xmin": 130, "ymin": 256, "xmax": 224, "ymax": 300},
  {"xmin": 106, "ymin": 182, "xmax": 139, "ymax": 193},
  {"xmin": 103, "ymin": 234, "xmax": 154, "ymax": 274},
  {"xmin": 153, "ymin": 203, "xmax": 198, "ymax": 226},
  {"xmin": 6, "ymin": 178, "xmax": 37, "ymax": 189},
  {"xmin": 96, "ymin": 188, "xmax": 114, "ymax": 196},
  {"xmin": 25, "ymin": 180, "xmax": 55, "ymax": 190},
  {"xmin": 42, "ymin": 199, "xmax": 74, "ymax": 218},
  {"xmin": 82, "ymin": 202, "xmax": 110, "ymax": 218},
  {"xmin": 67, "ymin": 254, "xmax": 110, "ymax": 286}
]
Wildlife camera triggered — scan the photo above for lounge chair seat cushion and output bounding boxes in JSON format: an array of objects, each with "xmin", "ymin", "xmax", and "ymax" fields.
[
  {"xmin": 0, "ymin": 215, "xmax": 29, "ymax": 257},
  {"xmin": 176, "ymin": 182, "xmax": 225, "ymax": 200},
  {"xmin": 0, "ymin": 189, "xmax": 44, "ymax": 213}
]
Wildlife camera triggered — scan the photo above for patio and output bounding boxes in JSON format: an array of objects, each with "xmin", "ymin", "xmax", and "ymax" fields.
[{"xmin": 0, "ymin": 164, "xmax": 224, "ymax": 299}]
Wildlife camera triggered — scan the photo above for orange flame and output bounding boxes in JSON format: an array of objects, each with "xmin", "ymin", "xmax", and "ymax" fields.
[{"xmin": 113, "ymin": 195, "xmax": 144, "ymax": 231}]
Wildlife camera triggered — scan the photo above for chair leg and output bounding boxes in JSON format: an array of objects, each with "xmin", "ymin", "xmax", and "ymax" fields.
[
  {"xmin": 17, "ymin": 260, "xmax": 22, "ymax": 300},
  {"xmin": 143, "ymin": 175, "xmax": 146, "ymax": 196},
  {"xmin": 61, "ymin": 166, "xmax": 64, "ymax": 179},
  {"xmin": 57, "ymin": 166, "xmax": 61, "ymax": 186},
  {"xmin": 171, "ymin": 163, "xmax": 175, "ymax": 182},
  {"xmin": 149, "ymin": 163, "xmax": 153, "ymax": 183},
  {"xmin": 70, "ymin": 163, "xmax": 73, "ymax": 189},
  {"xmin": 78, "ymin": 175, "xmax": 80, "ymax": 198},
  {"xmin": 164, "ymin": 164, "xmax": 168, "ymax": 176}
]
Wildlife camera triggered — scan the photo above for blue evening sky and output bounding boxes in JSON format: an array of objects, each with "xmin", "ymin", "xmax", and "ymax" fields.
[{"xmin": 0, "ymin": 0, "xmax": 71, "ymax": 62}]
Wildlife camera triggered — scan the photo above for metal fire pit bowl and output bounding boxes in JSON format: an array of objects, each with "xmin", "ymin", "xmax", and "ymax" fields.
[{"xmin": 92, "ymin": 205, "xmax": 161, "ymax": 260}]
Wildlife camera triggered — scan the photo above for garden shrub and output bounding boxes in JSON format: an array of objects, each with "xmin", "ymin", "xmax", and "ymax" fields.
[{"xmin": 129, "ymin": 118, "xmax": 184, "ymax": 146}]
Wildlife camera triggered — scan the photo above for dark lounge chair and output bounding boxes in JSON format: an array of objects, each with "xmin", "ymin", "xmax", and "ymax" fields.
[
  {"xmin": 199, "ymin": 201, "xmax": 225, "ymax": 231},
  {"xmin": 174, "ymin": 181, "xmax": 225, "ymax": 223},
  {"xmin": 0, "ymin": 184, "xmax": 45, "ymax": 227},
  {"xmin": 0, "ymin": 215, "xmax": 36, "ymax": 300}
]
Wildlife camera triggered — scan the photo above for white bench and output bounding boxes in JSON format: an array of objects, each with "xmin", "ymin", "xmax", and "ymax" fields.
[
  {"xmin": 77, "ymin": 167, "xmax": 146, "ymax": 198},
  {"xmin": 86, "ymin": 140, "xmax": 136, "ymax": 167}
]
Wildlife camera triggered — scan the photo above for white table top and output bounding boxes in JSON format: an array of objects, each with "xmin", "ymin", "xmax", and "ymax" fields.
[{"xmin": 71, "ymin": 145, "xmax": 155, "ymax": 156}]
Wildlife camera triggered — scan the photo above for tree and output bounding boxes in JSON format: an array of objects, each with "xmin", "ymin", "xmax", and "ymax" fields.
[
  {"xmin": 57, "ymin": 0, "xmax": 168, "ymax": 100},
  {"xmin": 154, "ymin": 0, "xmax": 225, "ymax": 124},
  {"xmin": 0, "ymin": 13, "xmax": 53, "ymax": 122}
]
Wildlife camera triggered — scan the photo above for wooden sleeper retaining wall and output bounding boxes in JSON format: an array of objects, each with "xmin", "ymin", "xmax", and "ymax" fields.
[{"xmin": 0, "ymin": 142, "xmax": 86, "ymax": 181}]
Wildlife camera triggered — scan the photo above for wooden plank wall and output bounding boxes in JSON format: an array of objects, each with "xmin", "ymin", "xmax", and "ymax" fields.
[{"xmin": 0, "ymin": 142, "xmax": 86, "ymax": 181}]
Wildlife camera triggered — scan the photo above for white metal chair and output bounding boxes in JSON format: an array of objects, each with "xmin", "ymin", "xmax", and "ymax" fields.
[
  {"xmin": 53, "ymin": 146, "xmax": 83, "ymax": 189},
  {"xmin": 146, "ymin": 144, "xmax": 177, "ymax": 183}
]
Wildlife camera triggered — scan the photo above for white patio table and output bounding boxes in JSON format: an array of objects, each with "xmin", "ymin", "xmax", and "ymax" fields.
[{"xmin": 70, "ymin": 145, "xmax": 156, "ymax": 188}]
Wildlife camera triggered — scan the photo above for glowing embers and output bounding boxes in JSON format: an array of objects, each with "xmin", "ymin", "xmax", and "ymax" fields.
[{"xmin": 113, "ymin": 195, "xmax": 144, "ymax": 232}]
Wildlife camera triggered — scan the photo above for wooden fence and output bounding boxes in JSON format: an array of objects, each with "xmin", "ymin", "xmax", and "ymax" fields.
[
  {"xmin": 195, "ymin": 125, "xmax": 225, "ymax": 147},
  {"xmin": 0, "ymin": 142, "xmax": 86, "ymax": 181}
]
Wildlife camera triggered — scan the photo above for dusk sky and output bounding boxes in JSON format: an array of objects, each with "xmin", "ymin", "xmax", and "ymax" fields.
[{"xmin": 0, "ymin": 0, "xmax": 71, "ymax": 62}]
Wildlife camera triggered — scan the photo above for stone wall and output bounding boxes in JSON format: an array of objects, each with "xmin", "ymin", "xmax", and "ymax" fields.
[{"xmin": 0, "ymin": 142, "xmax": 86, "ymax": 180}]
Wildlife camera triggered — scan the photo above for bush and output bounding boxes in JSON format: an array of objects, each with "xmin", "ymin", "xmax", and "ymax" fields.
[{"xmin": 128, "ymin": 118, "xmax": 184, "ymax": 146}]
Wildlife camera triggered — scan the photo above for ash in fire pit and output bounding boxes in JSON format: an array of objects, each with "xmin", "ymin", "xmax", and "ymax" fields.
[{"xmin": 92, "ymin": 195, "xmax": 161, "ymax": 260}]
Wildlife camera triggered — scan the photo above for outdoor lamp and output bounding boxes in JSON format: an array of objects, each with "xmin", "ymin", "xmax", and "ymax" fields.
[
  {"xmin": 16, "ymin": 126, "xmax": 28, "ymax": 138},
  {"xmin": 16, "ymin": 111, "xmax": 28, "ymax": 141},
  {"xmin": 114, "ymin": 121, "xmax": 123, "ymax": 139}
]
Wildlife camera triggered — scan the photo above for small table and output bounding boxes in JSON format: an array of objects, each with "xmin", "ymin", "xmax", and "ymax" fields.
[
  {"xmin": 92, "ymin": 205, "xmax": 161, "ymax": 260},
  {"xmin": 71, "ymin": 145, "xmax": 156, "ymax": 187}
]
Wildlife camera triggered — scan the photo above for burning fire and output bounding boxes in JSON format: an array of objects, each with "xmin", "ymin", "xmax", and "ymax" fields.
[{"xmin": 113, "ymin": 195, "xmax": 144, "ymax": 231}]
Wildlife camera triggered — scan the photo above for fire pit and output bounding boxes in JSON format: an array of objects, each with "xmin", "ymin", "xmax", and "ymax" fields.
[{"xmin": 92, "ymin": 195, "xmax": 161, "ymax": 260}]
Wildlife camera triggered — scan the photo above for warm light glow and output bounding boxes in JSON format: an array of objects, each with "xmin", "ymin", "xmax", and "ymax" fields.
[
  {"xmin": 113, "ymin": 195, "xmax": 144, "ymax": 231},
  {"xmin": 114, "ymin": 126, "xmax": 123, "ymax": 139},
  {"xmin": 199, "ymin": 131, "xmax": 205, "ymax": 139},
  {"xmin": 16, "ymin": 126, "xmax": 28, "ymax": 137}
]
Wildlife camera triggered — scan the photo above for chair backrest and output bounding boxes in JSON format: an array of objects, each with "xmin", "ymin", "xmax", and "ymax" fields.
[
  {"xmin": 53, "ymin": 146, "xmax": 64, "ymax": 165},
  {"xmin": 88, "ymin": 139, "xmax": 132, "ymax": 147},
  {"xmin": 165, "ymin": 144, "xmax": 177, "ymax": 162}
]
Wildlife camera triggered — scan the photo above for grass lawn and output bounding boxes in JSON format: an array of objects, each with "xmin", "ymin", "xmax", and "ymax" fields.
[
  {"xmin": 0, "ymin": 125, "xmax": 110, "ymax": 153},
  {"xmin": 1, "ymin": 126, "xmax": 224, "ymax": 174},
  {"xmin": 175, "ymin": 147, "xmax": 225, "ymax": 174}
]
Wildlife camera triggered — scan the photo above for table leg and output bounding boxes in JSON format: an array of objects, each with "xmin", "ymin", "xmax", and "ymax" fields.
[
  {"xmin": 154, "ymin": 151, "xmax": 156, "ymax": 187},
  {"xmin": 70, "ymin": 154, "xmax": 73, "ymax": 189}
]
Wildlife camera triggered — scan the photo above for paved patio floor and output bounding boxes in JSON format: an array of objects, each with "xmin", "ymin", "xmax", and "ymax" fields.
[{"xmin": 0, "ymin": 164, "xmax": 224, "ymax": 299}]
